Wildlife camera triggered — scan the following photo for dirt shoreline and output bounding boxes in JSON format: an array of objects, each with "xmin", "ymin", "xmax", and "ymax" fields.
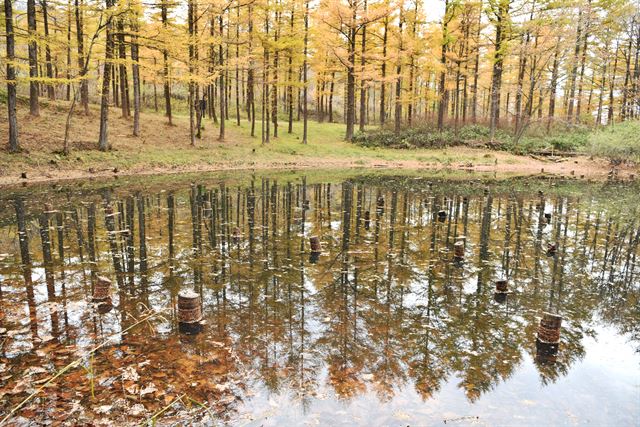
[{"xmin": 0, "ymin": 151, "xmax": 634, "ymax": 187}]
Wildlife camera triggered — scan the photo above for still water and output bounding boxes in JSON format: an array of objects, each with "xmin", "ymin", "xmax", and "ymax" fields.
[{"xmin": 0, "ymin": 173, "xmax": 638, "ymax": 426}]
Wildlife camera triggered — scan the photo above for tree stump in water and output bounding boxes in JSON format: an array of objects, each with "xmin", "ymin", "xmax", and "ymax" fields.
[
  {"xmin": 310, "ymin": 236, "xmax": 321, "ymax": 253},
  {"xmin": 495, "ymin": 279, "xmax": 508, "ymax": 293},
  {"xmin": 454, "ymin": 240, "xmax": 465, "ymax": 259},
  {"xmin": 494, "ymin": 292, "xmax": 507, "ymax": 303},
  {"xmin": 178, "ymin": 290, "xmax": 203, "ymax": 334},
  {"xmin": 364, "ymin": 211, "xmax": 371, "ymax": 230},
  {"xmin": 537, "ymin": 312, "xmax": 562, "ymax": 344},
  {"xmin": 536, "ymin": 339, "xmax": 559, "ymax": 364},
  {"xmin": 93, "ymin": 276, "xmax": 112, "ymax": 302},
  {"xmin": 437, "ymin": 210, "xmax": 447, "ymax": 222}
]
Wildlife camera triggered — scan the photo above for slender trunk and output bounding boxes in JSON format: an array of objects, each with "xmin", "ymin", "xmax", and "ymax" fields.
[
  {"xmin": 547, "ymin": 39, "xmax": 561, "ymax": 131},
  {"xmin": 567, "ymin": 8, "xmax": 583, "ymax": 121},
  {"xmin": 75, "ymin": 0, "xmax": 89, "ymax": 114},
  {"xmin": 116, "ymin": 16, "xmax": 130, "ymax": 118},
  {"xmin": 437, "ymin": 0, "xmax": 450, "ymax": 131},
  {"xmin": 131, "ymin": 12, "xmax": 141, "ymax": 136},
  {"xmin": 248, "ymin": 4, "xmax": 255, "ymax": 136},
  {"xmin": 188, "ymin": 0, "xmax": 195, "ymax": 145},
  {"xmin": 302, "ymin": 0, "xmax": 309, "ymax": 143},
  {"xmin": 66, "ymin": 0, "xmax": 72, "ymax": 101},
  {"xmin": 471, "ymin": 3, "xmax": 481, "ymax": 123},
  {"xmin": 380, "ymin": 18, "xmax": 388, "ymax": 126},
  {"xmin": 489, "ymin": 0, "xmax": 509, "ymax": 141},
  {"xmin": 287, "ymin": 6, "xmax": 294, "ymax": 133},
  {"xmin": 98, "ymin": 0, "xmax": 115, "ymax": 151},
  {"xmin": 161, "ymin": 0, "xmax": 172, "ymax": 124},
  {"xmin": 27, "ymin": 0, "xmax": 39, "ymax": 116},
  {"xmin": 359, "ymin": 0, "xmax": 368, "ymax": 132},
  {"xmin": 235, "ymin": 5, "xmax": 241, "ymax": 126},
  {"xmin": 42, "ymin": 0, "xmax": 55, "ymax": 100},
  {"xmin": 394, "ymin": 8, "xmax": 404, "ymax": 134},
  {"xmin": 608, "ymin": 43, "xmax": 619, "ymax": 125},
  {"xmin": 329, "ymin": 71, "xmax": 335, "ymax": 123},
  {"xmin": 219, "ymin": 14, "xmax": 226, "ymax": 140},
  {"xmin": 5, "ymin": 0, "xmax": 19, "ymax": 151},
  {"xmin": 575, "ymin": 1, "xmax": 591, "ymax": 123}
]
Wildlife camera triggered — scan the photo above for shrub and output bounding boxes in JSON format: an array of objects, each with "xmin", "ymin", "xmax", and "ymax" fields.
[{"xmin": 588, "ymin": 121, "xmax": 640, "ymax": 164}]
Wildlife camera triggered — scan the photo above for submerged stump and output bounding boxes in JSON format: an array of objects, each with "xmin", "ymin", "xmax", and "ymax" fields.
[
  {"xmin": 310, "ymin": 236, "xmax": 322, "ymax": 253},
  {"xmin": 495, "ymin": 279, "xmax": 508, "ymax": 293},
  {"xmin": 178, "ymin": 290, "xmax": 203, "ymax": 334},
  {"xmin": 537, "ymin": 312, "xmax": 562, "ymax": 344},
  {"xmin": 93, "ymin": 276, "xmax": 112, "ymax": 302}
]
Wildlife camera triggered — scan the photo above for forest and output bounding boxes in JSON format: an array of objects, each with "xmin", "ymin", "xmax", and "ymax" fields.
[{"xmin": 1, "ymin": 0, "xmax": 640, "ymax": 160}]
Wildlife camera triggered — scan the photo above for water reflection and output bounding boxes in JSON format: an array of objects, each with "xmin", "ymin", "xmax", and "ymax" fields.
[{"xmin": 0, "ymin": 176, "xmax": 639, "ymax": 424}]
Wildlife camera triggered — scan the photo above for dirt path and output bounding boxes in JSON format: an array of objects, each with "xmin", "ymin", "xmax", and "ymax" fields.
[{"xmin": 0, "ymin": 150, "xmax": 633, "ymax": 187}]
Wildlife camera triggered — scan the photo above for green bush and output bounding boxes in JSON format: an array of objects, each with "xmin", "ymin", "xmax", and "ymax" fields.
[
  {"xmin": 588, "ymin": 121, "xmax": 640, "ymax": 163},
  {"xmin": 352, "ymin": 126, "xmax": 455, "ymax": 149}
]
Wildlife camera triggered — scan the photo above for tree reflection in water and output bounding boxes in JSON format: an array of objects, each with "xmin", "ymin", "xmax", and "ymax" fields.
[{"xmin": 0, "ymin": 175, "xmax": 638, "ymax": 424}]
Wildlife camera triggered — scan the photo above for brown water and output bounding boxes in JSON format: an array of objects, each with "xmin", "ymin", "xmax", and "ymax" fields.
[{"xmin": 0, "ymin": 173, "xmax": 639, "ymax": 426}]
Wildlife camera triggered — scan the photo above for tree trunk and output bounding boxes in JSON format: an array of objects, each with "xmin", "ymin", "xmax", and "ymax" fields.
[
  {"xmin": 547, "ymin": 39, "xmax": 560, "ymax": 131},
  {"xmin": 380, "ymin": 18, "xmax": 388, "ymax": 126},
  {"xmin": 5, "ymin": 0, "xmax": 19, "ymax": 151},
  {"xmin": 394, "ymin": 8, "xmax": 403, "ymax": 135},
  {"xmin": 437, "ymin": 0, "xmax": 450, "ymax": 131},
  {"xmin": 116, "ymin": 16, "xmax": 130, "ymax": 118},
  {"xmin": 219, "ymin": 14, "xmax": 226, "ymax": 141},
  {"xmin": 42, "ymin": 0, "xmax": 55, "ymax": 100},
  {"xmin": 27, "ymin": 0, "xmax": 39, "ymax": 116},
  {"xmin": 359, "ymin": 0, "xmax": 368, "ymax": 132},
  {"xmin": 131, "ymin": 12, "xmax": 141, "ymax": 136},
  {"xmin": 302, "ymin": 0, "xmax": 309, "ymax": 143},
  {"xmin": 489, "ymin": 0, "xmax": 509, "ymax": 141},
  {"xmin": 161, "ymin": 0, "xmax": 172, "ymax": 124},
  {"xmin": 98, "ymin": 0, "xmax": 115, "ymax": 151},
  {"xmin": 75, "ymin": 0, "xmax": 89, "ymax": 114}
]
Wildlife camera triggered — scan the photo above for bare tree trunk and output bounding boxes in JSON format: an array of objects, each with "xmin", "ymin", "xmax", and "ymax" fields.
[
  {"xmin": 219, "ymin": 14, "xmax": 226, "ymax": 141},
  {"xmin": 547, "ymin": 39, "xmax": 560, "ymax": 131},
  {"xmin": 394, "ymin": 8, "xmax": 404, "ymax": 135},
  {"xmin": 566, "ymin": 8, "xmax": 583, "ymax": 121},
  {"xmin": 437, "ymin": 0, "xmax": 450, "ymax": 131},
  {"xmin": 329, "ymin": 71, "xmax": 335, "ymax": 123},
  {"xmin": 5, "ymin": 0, "xmax": 19, "ymax": 151},
  {"xmin": 98, "ymin": 0, "xmax": 115, "ymax": 151},
  {"xmin": 489, "ymin": 0, "xmax": 509, "ymax": 141},
  {"xmin": 161, "ymin": 0, "xmax": 172, "ymax": 124},
  {"xmin": 287, "ymin": 5, "xmax": 294, "ymax": 133},
  {"xmin": 302, "ymin": 0, "xmax": 309, "ymax": 143},
  {"xmin": 359, "ymin": 0, "xmax": 368, "ymax": 132},
  {"xmin": 27, "ymin": 0, "xmax": 39, "ymax": 116},
  {"xmin": 235, "ymin": 5, "xmax": 241, "ymax": 126},
  {"xmin": 608, "ymin": 42, "xmax": 619, "ymax": 125},
  {"xmin": 131, "ymin": 11, "xmax": 141, "ymax": 136},
  {"xmin": 75, "ymin": 0, "xmax": 89, "ymax": 114},
  {"xmin": 116, "ymin": 15, "xmax": 130, "ymax": 118},
  {"xmin": 380, "ymin": 17, "xmax": 388, "ymax": 126},
  {"xmin": 248, "ymin": 4, "xmax": 256, "ymax": 136},
  {"xmin": 42, "ymin": 0, "xmax": 55, "ymax": 100}
]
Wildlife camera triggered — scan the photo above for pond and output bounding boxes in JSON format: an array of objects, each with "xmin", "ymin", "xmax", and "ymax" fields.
[{"xmin": 0, "ymin": 172, "xmax": 638, "ymax": 426}]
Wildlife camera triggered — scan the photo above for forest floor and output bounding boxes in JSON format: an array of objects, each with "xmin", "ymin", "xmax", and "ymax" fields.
[{"xmin": 0, "ymin": 100, "xmax": 636, "ymax": 186}]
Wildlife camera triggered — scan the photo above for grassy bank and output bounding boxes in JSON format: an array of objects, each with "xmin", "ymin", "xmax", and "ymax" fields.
[
  {"xmin": 353, "ymin": 120, "xmax": 640, "ymax": 165},
  {"xmin": 0, "ymin": 100, "xmax": 635, "ymax": 185}
]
